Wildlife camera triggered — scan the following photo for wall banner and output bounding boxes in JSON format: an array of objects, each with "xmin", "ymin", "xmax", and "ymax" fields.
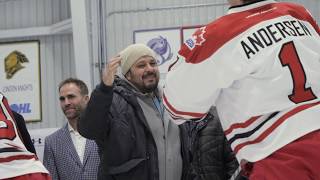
[
  {"xmin": 134, "ymin": 28, "xmax": 181, "ymax": 86},
  {"xmin": 0, "ymin": 41, "xmax": 42, "ymax": 122},
  {"xmin": 133, "ymin": 26, "xmax": 203, "ymax": 86}
]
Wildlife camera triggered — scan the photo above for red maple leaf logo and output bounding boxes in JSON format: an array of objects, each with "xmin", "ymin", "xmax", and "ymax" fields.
[{"xmin": 192, "ymin": 26, "xmax": 206, "ymax": 46}]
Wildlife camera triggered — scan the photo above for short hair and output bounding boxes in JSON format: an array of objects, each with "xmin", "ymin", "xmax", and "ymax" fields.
[{"xmin": 58, "ymin": 78, "xmax": 89, "ymax": 95}]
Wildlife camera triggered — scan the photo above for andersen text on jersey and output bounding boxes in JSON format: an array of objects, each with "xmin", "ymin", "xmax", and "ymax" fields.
[{"xmin": 241, "ymin": 19, "xmax": 312, "ymax": 59}]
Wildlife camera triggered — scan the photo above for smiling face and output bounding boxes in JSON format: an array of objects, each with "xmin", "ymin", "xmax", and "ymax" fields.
[
  {"xmin": 59, "ymin": 83, "xmax": 89, "ymax": 122},
  {"xmin": 125, "ymin": 55, "xmax": 160, "ymax": 93}
]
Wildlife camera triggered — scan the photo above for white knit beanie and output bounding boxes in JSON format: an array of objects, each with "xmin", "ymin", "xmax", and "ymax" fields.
[{"xmin": 119, "ymin": 44, "xmax": 156, "ymax": 75}]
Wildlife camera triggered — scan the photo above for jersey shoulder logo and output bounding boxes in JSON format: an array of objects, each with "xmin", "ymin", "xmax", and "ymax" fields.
[{"xmin": 185, "ymin": 26, "xmax": 207, "ymax": 50}]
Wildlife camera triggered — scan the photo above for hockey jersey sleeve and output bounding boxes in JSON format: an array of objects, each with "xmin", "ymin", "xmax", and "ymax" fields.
[
  {"xmin": 163, "ymin": 25, "xmax": 248, "ymax": 121},
  {"xmin": 0, "ymin": 94, "xmax": 18, "ymax": 142}
]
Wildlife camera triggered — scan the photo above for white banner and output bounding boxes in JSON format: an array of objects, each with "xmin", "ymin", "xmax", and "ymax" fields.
[
  {"xmin": 0, "ymin": 41, "xmax": 42, "ymax": 122},
  {"xmin": 133, "ymin": 26, "xmax": 203, "ymax": 87},
  {"xmin": 134, "ymin": 28, "xmax": 181, "ymax": 86}
]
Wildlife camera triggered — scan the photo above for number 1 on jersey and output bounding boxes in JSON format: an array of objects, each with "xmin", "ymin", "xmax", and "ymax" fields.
[{"xmin": 279, "ymin": 41, "xmax": 317, "ymax": 104}]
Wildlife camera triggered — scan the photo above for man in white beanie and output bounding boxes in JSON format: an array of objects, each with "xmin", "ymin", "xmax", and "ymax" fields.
[{"xmin": 78, "ymin": 44, "xmax": 189, "ymax": 180}]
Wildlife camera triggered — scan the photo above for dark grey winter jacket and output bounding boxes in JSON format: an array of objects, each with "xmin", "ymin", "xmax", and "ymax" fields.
[
  {"xmin": 185, "ymin": 109, "xmax": 239, "ymax": 180},
  {"xmin": 78, "ymin": 77, "xmax": 189, "ymax": 180}
]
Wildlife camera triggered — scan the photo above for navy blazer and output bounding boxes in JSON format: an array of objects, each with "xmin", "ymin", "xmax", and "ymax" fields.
[{"xmin": 43, "ymin": 124, "xmax": 100, "ymax": 180}]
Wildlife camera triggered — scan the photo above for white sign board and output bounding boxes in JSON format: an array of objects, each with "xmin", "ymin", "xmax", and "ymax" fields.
[
  {"xmin": 134, "ymin": 28, "xmax": 181, "ymax": 86},
  {"xmin": 0, "ymin": 41, "xmax": 42, "ymax": 122}
]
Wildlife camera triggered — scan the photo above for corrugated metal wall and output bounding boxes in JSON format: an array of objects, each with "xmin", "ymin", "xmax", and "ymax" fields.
[
  {"xmin": 0, "ymin": 0, "xmax": 70, "ymax": 29},
  {"xmin": 0, "ymin": 0, "xmax": 73, "ymax": 129},
  {"xmin": 104, "ymin": 0, "xmax": 320, "ymax": 59},
  {"xmin": 38, "ymin": 35, "xmax": 75, "ymax": 129},
  {"xmin": 0, "ymin": 0, "xmax": 319, "ymax": 129},
  {"xmin": 105, "ymin": 0, "xmax": 229, "ymax": 58}
]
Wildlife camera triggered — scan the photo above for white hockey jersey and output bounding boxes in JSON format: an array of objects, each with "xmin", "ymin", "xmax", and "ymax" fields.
[
  {"xmin": 0, "ymin": 93, "xmax": 48, "ymax": 179},
  {"xmin": 163, "ymin": 0, "xmax": 320, "ymax": 162}
]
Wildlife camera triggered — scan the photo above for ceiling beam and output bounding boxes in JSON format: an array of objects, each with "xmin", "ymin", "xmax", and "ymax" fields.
[{"xmin": 0, "ymin": 19, "xmax": 72, "ymax": 40}]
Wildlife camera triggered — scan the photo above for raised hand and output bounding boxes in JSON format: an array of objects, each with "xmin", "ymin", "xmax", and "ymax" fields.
[{"xmin": 102, "ymin": 56, "xmax": 121, "ymax": 86}]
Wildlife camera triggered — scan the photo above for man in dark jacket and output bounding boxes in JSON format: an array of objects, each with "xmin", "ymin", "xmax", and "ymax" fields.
[
  {"xmin": 78, "ymin": 44, "xmax": 188, "ymax": 180},
  {"xmin": 186, "ymin": 108, "xmax": 239, "ymax": 180},
  {"xmin": 12, "ymin": 111, "xmax": 37, "ymax": 154}
]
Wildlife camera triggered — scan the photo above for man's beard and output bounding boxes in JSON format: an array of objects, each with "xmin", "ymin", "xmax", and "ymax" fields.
[
  {"xmin": 64, "ymin": 106, "xmax": 82, "ymax": 120},
  {"xmin": 141, "ymin": 72, "xmax": 159, "ymax": 93},
  {"xmin": 142, "ymin": 81, "xmax": 158, "ymax": 93}
]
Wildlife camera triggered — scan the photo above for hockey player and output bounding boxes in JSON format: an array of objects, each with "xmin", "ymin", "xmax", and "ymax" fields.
[
  {"xmin": 0, "ymin": 93, "xmax": 50, "ymax": 180},
  {"xmin": 163, "ymin": 0, "xmax": 320, "ymax": 179}
]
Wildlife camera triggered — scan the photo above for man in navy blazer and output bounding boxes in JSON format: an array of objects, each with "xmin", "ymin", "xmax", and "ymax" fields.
[{"xmin": 43, "ymin": 78, "xmax": 100, "ymax": 180}]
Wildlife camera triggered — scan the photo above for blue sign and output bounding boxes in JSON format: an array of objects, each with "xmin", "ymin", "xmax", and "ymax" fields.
[
  {"xmin": 147, "ymin": 36, "xmax": 173, "ymax": 65},
  {"xmin": 10, "ymin": 103, "xmax": 32, "ymax": 114}
]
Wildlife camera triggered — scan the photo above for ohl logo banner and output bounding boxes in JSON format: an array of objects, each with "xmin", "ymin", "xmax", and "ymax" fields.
[{"xmin": 0, "ymin": 41, "xmax": 42, "ymax": 122}]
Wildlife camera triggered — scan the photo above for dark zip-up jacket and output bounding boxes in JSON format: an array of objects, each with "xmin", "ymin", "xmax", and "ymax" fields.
[
  {"xmin": 78, "ymin": 77, "xmax": 189, "ymax": 180},
  {"xmin": 185, "ymin": 109, "xmax": 239, "ymax": 180}
]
